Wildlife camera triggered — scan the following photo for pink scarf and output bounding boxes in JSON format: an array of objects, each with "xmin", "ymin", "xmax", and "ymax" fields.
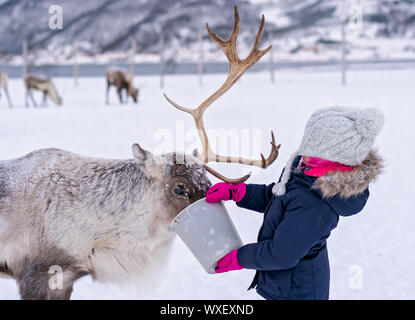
[{"xmin": 299, "ymin": 156, "xmax": 354, "ymax": 177}]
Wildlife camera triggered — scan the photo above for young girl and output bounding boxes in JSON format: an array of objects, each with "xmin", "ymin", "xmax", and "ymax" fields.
[{"xmin": 206, "ymin": 106, "xmax": 384, "ymax": 300}]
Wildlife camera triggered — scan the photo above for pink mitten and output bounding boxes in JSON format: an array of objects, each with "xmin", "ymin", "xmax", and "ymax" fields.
[
  {"xmin": 206, "ymin": 182, "xmax": 246, "ymax": 203},
  {"xmin": 215, "ymin": 249, "xmax": 243, "ymax": 273}
]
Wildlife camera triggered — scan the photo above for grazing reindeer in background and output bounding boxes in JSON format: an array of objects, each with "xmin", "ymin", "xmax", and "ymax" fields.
[
  {"xmin": 24, "ymin": 74, "xmax": 62, "ymax": 107},
  {"xmin": 0, "ymin": 72, "xmax": 12, "ymax": 108},
  {"xmin": 0, "ymin": 6, "xmax": 278, "ymax": 299},
  {"xmin": 106, "ymin": 69, "xmax": 139, "ymax": 105}
]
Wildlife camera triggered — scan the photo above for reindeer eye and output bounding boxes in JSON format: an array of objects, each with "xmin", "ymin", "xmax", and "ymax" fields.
[
  {"xmin": 173, "ymin": 184, "xmax": 186, "ymax": 196},
  {"xmin": 174, "ymin": 187, "xmax": 184, "ymax": 195}
]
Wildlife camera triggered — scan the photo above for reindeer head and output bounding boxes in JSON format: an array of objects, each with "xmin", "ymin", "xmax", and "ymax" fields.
[
  {"xmin": 126, "ymin": 76, "xmax": 138, "ymax": 103},
  {"xmin": 47, "ymin": 81, "xmax": 63, "ymax": 106},
  {"xmin": 132, "ymin": 144, "xmax": 211, "ymax": 216},
  {"xmin": 129, "ymin": 86, "xmax": 138, "ymax": 103},
  {"xmin": 131, "ymin": 6, "xmax": 278, "ymax": 219}
]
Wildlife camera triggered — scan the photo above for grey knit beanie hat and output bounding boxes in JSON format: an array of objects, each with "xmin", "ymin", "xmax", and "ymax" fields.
[{"xmin": 272, "ymin": 106, "xmax": 385, "ymax": 196}]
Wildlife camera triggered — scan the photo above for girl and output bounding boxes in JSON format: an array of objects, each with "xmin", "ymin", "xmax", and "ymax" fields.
[{"xmin": 206, "ymin": 106, "xmax": 384, "ymax": 300}]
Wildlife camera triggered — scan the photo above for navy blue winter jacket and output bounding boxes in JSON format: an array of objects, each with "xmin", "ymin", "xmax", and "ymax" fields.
[{"xmin": 236, "ymin": 156, "xmax": 370, "ymax": 300}]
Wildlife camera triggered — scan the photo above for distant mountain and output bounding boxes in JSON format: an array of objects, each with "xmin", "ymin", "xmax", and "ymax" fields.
[
  {"xmin": 260, "ymin": 0, "xmax": 415, "ymax": 38},
  {"xmin": 258, "ymin": 0, "xmax": 415, "ymax": 61},
  {"xmin": 0, "ymin": 0, "xmax": 260, "ymax": 60},
  {"xmin": 0, "ymin": 0, "xmax": 414, "ymax": 65}
]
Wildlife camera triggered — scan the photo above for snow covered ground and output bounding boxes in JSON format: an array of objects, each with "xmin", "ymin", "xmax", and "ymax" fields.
[{"xmin": 0, "ymin": 66, "xmax": 414, "ymax": 299}]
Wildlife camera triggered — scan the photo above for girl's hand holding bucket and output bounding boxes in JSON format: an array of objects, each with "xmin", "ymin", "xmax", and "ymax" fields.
[
  {"xmin": 215, "ymin": 249, "xmax": 243, "ymax": 273},
  {"xmin": 206, "ymin": 183, "xmax": 246, "ymax": 203}
]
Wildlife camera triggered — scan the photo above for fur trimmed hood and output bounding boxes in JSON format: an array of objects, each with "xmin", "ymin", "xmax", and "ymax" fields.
[{"xmin": 313, "ymin": 149, "xmax": 383, "ymax": 199}]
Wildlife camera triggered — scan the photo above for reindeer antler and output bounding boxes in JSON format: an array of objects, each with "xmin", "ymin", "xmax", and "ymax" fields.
[{"xmin": 164, "ymin": 6, "xmax": 280, "ymax": 184}]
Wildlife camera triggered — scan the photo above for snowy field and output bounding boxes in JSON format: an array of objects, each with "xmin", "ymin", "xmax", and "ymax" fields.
[{"xmin": 0, "ymin": 67, "xmax": 414, "ymax": 299}]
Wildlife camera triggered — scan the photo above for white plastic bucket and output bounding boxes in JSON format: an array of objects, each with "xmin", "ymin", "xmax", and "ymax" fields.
[{"xmin": 170, "ymin": 198, "xmax": 243, "ymax": 274}]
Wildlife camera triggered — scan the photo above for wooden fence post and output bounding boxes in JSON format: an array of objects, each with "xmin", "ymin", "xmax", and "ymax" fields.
[
  {"xmin": 130, "ymin": 38, "xmax": 136, "ymax": 78},
  {"xmin": 341, "ymin": 20, "xmax": 347, "ymax": 86},
  {"xmin": 73, "ymin": 41, "xmax": 79, "ymax": 86},
  {"xmin": 198, "ymin": 31, "xmax": 204, "ymax": 86},
  {"xmin": 160, "ymin": 37, "xmax": 165, "ymax": 89},
  {"xmin": 22, "ymin": 39, "xmax": 28, "ymax": 78}
]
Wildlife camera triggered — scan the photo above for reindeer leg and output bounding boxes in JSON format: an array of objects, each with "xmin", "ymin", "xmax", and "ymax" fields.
[
  {"xmin": 42, "ymin": 91, "xmax": 48, "ymax": 107},
  {"xmin": 29, "ymin": 90, "xmax": 38, "ymax": 107},
  {"xmin": 4, "ymin": 87, "xmax": 12, "ymax": 108},
  {"xmin": 16, "ymin": 253, "xmax": 86, "ymax": 300},
  {"xmin": 106, "ymin": 82, "xmax": 110, "ymax": 105},
  {"xmin": 18, "ymin": 269, "xmax": 74, "ymax": 300},
  {"xmin": 117, "ymin": 89, "xmax": 123, "ymax": 105}
]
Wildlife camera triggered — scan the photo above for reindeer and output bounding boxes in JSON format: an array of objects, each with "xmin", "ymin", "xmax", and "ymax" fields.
[
  {"xmin": 106, "ymin": 69, "xmax": 139, "ymax": 105},
  {"xmin": 0, "ymin": 6, "xmax": 279, "ymax": 299},
  {"xmin": 24, "ymin": 74, "xmax": 62, "ymax": 107},
  {"xmin": 0, "ymin": 72, "xmax": 12, "ymax": 108}
]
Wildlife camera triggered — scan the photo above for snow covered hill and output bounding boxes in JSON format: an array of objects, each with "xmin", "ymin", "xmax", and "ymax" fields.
[{"xmin": 0, "ymin": 67, "xmax": 414, "ymax": 299}]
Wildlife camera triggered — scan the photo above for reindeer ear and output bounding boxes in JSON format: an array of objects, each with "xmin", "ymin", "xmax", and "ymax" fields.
[
  {"xmin": 132, "ymin": 143, "xmax": 164, "ymax": 180},
  {"xmin": 132, "ymin": 143, "xmax": 150, "ymax": 163},
  {"xmin": 192, "ymin": 148, "xmax": 199, "ymax": 157}
]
